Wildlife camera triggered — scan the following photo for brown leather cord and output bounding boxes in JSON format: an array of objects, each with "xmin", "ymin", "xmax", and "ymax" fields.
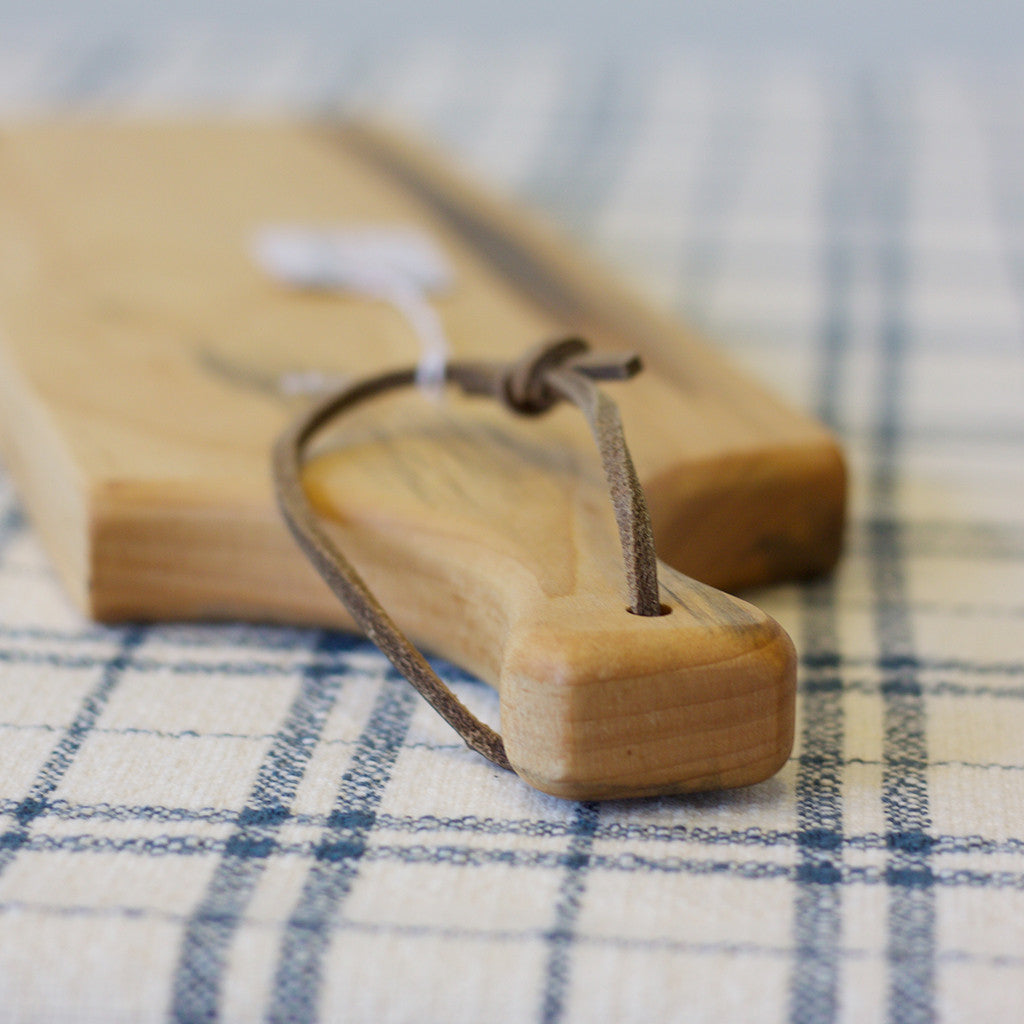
[{"xmin": 272, "ymin": 338, "xmax": 661, "ymax": 771}]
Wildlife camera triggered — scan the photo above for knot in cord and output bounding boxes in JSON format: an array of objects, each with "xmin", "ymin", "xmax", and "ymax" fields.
[
  {"xmin": 501, "ymin": 336, "xmax": 588, "ymax": 414},
  {"xmin": 500, "ymin": 337, "xmax": 642, "ymax": 416}
]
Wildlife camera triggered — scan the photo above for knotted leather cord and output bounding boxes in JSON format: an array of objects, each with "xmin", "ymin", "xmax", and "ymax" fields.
[{"xmin": 272, "ymin": 337, "xmax": 661, "ymax": 771}]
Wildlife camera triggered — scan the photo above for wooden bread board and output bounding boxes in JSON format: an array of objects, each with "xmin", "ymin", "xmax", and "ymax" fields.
[{"xmin": 0, "ymin": 119, "xmax": 845, "ymax": 630}]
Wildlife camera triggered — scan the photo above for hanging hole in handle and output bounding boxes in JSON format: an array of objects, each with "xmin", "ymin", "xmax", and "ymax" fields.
[{"xmin": 627, "ymin": 603, "xmax": 673, "ymax": 617}]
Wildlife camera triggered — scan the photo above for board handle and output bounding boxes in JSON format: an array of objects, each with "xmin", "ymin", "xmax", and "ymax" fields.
[
  {"xmin": 275, "ymin": 341, "xmax": 797, "ymax": 800},
  {"xmin": 496, "ymin": 569, "xmax": 796, "ymax": 800}
]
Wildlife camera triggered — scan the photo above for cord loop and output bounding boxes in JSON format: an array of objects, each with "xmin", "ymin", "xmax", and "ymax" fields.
[{"xmin": 272, "ymin": 338, "xmax": 661, "ymax": 770}]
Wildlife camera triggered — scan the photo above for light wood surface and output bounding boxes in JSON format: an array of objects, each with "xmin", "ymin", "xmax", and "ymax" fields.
[
  {"xmin": 0, "ymin": 120, "xmax": 839, "ymax": 794},
  {"xmin": 300, "ymin": 390, "xmax": 796, "ymax": 798},
  {"xmin": 0, "ymin": 119, "xmax": 844, "ymax": 622}
]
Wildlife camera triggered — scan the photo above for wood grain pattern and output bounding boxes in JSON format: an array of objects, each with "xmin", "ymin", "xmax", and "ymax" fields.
[
  {"xmin": 297, "ymin": 391, "xmax": 796, "ymax": 799},
  {"xmin": 0, "ymin": 120, "xmax": 844, "ymax": 626},
  {"xmin": 0, "ymin": 120, "xmax": 839, "ymax": 794}
]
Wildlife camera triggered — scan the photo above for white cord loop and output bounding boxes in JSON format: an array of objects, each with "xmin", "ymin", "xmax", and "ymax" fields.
[{"xmin": 251, "ymin": 225, "xmax": 453, "ymax": 398}]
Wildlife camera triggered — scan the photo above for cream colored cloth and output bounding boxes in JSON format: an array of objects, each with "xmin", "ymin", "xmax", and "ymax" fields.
[{"xmin": 0, "ymin": 30, "xmax": 1023, "ymax": 1024}]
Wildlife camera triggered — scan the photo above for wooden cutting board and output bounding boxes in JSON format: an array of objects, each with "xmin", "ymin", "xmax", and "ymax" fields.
[
  {"xmin": 0, "ymin": 120, "xmax": 846, "ymax": 797},
  {"xmin": 0, "ymin": 119, "xmax": 845, "ymax": 629}
]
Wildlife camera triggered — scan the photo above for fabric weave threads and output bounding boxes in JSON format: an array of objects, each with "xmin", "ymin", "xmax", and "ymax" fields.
[{"xmin": 0, "ymin": 33, "xmax": 1022, "ymax": 1024}]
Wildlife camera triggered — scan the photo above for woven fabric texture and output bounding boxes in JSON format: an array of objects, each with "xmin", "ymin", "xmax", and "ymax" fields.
[{"xmin": 0, "ymin": 26, "xmax": 1022, "ymax": 1024}]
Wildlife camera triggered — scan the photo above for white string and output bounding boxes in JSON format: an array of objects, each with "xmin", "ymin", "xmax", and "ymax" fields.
[{"xmin": 251, "ymin": 225, "xmax": 454, "ymax": 397}]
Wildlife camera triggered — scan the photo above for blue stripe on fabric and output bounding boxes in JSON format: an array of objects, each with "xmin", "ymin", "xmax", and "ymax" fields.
[
  {"xmin": 7, "ymin": 828, "xmax": 1024, "ymax": 887},
  {"xmin": 789, "ymin": 80, "xmax": 854, "ymax": 1022},
  {"xmin": 0, "ymin": 647, "xmax": 383, "ymax": 677},
  {"xmin": 53, "ymin": 35, "xmax": 136, "ymax": 103},
  {"xmin": 10, "ymin": 797, "xmax": 1024, "ymax": 852},
  {"xmin": 791, "ymin": 574, "xmax": 845, "ymax": 1023},
  {"xmin": 539, "ymin": 801, "xmax": 600, "ymax": 1024},
  {"xmin": 800, "ymin": 652, "xmax": 1024, "ymax": 676},
  {"xmin": 521, "ymin": 55, "xmax": 645, "ymax": 240},
  {"xmin": 845, "ymin": 423, "xmax": 1024, "ymax": 446},
  {"xmin": 815, "ymin": 599, "xmax": 1024, "ymax": 620},
  {"xmin": 985, "ymin": 98, "xmax": 1024, "ymax": 372},
  {"xmin": 806, "ymin": 680, "xmax": 1024, "ymax": 702},
  {"xmin": 0, "ymin": 620, "xmax": 330, "ymax": 651},
  {"xmin": 864, "ymin": 81, "xmax": 936, "ymax": 1024},
  {"xmin": 168, "ymin": 630, "xmax": 350, "ymax": 1024},
  {"xmin": 10, "ymin": 891, "xmax": 1024, "ymax": 972},
  {"xmin": 3, "ymin": 643, "xmax": 1022, "ymax": 689},
  {"xmin": 0, "ymin": 500, "xmax": 25, "ymax": 564},
  {"xmin": 850, "ymin": 520, "xmax": 1024, "ymax": 561},
  {"xmin": 264, "ymin": 670, "xmax": 419, "ymax": 1024},
  {"xmin": 679, "ymin": 69, "xmax": 759, "ymax": 326},
  {"xmin": 0, "ymin": 625, "xmax": 146, "ymax": 872}
]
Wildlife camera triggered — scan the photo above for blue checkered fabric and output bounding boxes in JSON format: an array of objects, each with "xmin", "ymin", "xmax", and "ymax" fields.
[{"xmin": 1, "ymin": 17, "xmax": 1023, "ymax": 1024}]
